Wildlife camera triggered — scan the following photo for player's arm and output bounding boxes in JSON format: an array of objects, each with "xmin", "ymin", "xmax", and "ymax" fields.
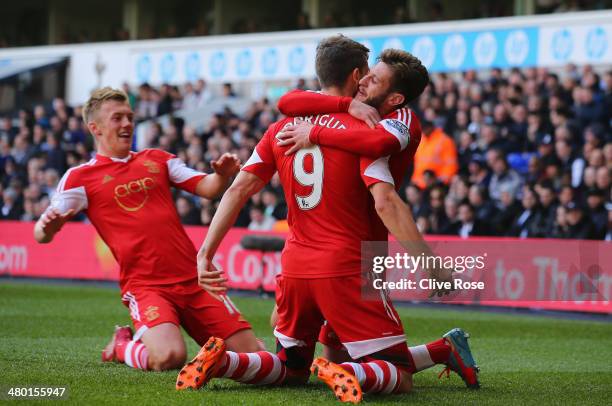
[
  {"xmin": 34, "ymin": 172, "xmax": 87, "ymax": 243},
  {"xmin": 361, "ymin": 158, "xmax": 452, "ymax": 296},
  {"xmin": 197, "ymin": 128, "xmax": 277, "ymax": 295},
  {"xmin": 277, "ymin": 89, "xmax": 351, "ymax": 116},
  {"xmin": 278, "ymin": 120, "xmax": 406, "ymax": 158},
  {"xmin": 167, "ymin": 152, "xmax": 240, "ymax": 199},
  {"xmin": 194, "ymin": 153, "xmax": 241, "ymax": 199},
  {"xmin": 369, "ymin": 182, "xmax": 432, "ymax": 257},
  {"xmin": 370, "ymin": 183, "xmax": 453, "ymax": 296},
  {"xmin": 277, "ymin": 89, "xmax": 380, "ymax": 128},
  {"xmin": 197, "ymin": 171, "xmax": 266, "ymax": 293},
  {"xmin": 277, "ymin": 109, "xmax": 415, "ymax": 158}
]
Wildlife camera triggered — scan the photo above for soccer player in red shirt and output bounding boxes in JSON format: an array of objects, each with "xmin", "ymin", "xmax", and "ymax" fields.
[
  {"xmin": 274, "ymin": 52, "xmax": 480, "ymax": 389},
  {"xmin": 177, "ymin": 37, "xmax": 476, "ymax": 402},
  {"xmin": 33, "ymin": 87, "xmax": 261, "ymax": 372}
]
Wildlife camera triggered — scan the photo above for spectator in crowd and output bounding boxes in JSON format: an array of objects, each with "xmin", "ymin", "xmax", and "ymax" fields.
[
  {"xmin": 412, "ymin": 120, "xmax": 458, "ymax": 188},
  {"xmin": 508, "ymin": 186, "xmax": 543, "ymax": 238},
  {"xmin": 488, "ymin": 151, "xmax": 523, "ymax": 207},
  {"xmin": 1, "ymin": 187, "xmax": 22, "ymax": 220},
  {"xmin": 296, "ymin": 12, "xmax": 312, "ymax": 30},
  {"xmin": 585, "ymin": 188, "xmax": 608, "ymax": 239},
  {"xmin": 441, "ymin": 197, "xmax": 459, "ymax": 235},
  {"xmin": 536, "ymin": 182, "xmax": 559, "ymax": 235},
  {"xmin": 449, "ymin": 201, "xmax": 490, "ymax": 238},
  {"xmin": 555, "ymin": 137, "xmax": 585, "ymax": 187},
  {"xmin": 468, "ymin": 184, "xmax": 498, "ymax": 223},
  {"xmin": 405, "ymin": 183, "xmax": 427, "ymax": 218},
  {"xmin": 176, "ymin": 195, "xmax": 201, "ymax": 226},
  {"xmin": 261, "ymin": 188, "xmax": 287, "ymax": 220},
  {"xmin": 564, "ymin": 201, "xmax": 598, "ymax": 239},
  {"xmin": 595, "ymin": 167, "xmax": 610, "ymax": 198},
  {"xmin": 467, "ymin": 156, "xmax": 490, "ymax": 189},
  {"xmin": 551, "ymin": 205, "xmax": 570, "ymax": 238},
  {"xmin": 247, "ymin": 204, "xmax": 276, "ymax": 231}
]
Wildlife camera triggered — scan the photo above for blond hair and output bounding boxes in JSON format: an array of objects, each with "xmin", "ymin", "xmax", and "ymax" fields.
[{"xmin": 82, "ymin": 87, "xmax": 128, "ymax": 124}]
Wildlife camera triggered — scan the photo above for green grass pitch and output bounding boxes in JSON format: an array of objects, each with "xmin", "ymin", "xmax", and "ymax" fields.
[{"xmin": 1, "ymin": 281, "xmax": 611, "ymax": 405}]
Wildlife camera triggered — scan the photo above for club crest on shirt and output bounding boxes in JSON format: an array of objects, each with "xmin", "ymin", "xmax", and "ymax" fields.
[
  {"xmin": 143, "ymin": 160, "xmax": 160, "ymax": 173},
  {"xmin": 144, "ymin": 305, "xmax": 160, "ymax": 321}
]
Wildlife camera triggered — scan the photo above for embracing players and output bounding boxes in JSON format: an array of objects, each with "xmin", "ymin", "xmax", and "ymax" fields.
[
  {"xmin": 178, "ymin": 35, "xmax": 479, "ymax": 402},
  {"xmin": 34, "ymin": 87, "xmax": 261, "ymax": 372}
]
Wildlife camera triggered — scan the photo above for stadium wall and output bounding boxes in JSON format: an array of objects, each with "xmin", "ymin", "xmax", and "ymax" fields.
[
  {"xmin": 1, "ymin": 221, "xmax": 610, "ymax": 314},
  {"xmin": 0, "ymin": 11, "xmax": 610, "ymax": 106}
]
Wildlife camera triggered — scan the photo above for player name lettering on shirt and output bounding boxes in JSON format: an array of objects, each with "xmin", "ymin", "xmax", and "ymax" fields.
[{"xmin": 291, "ymin": 114, "xmax": 347, "ymax": 130}]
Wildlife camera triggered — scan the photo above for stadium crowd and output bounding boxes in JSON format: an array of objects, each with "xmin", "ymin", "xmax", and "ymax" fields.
[{"xmin": 1, "ymin": 64, "xmax": 611, "ymax": 240}]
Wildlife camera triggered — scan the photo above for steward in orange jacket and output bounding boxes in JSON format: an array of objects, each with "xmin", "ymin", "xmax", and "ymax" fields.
[{"xmin": 412, "ymin": 121, "xmax": 458, "ymax": 188}]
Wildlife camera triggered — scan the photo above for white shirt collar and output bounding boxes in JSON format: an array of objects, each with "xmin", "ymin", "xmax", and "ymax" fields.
[{"xmin": 95, "ymin": 151, "xmax": 134, "ymax": 163}]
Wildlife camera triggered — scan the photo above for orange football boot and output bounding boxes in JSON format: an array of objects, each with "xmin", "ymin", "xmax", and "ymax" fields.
[
  {"xmin": 311, "ymin": 357, "xmax": 362, "ymax": 403},
  {"xmin": 176, "ymin": 336, "xmax": 226, "ymax": 390}
]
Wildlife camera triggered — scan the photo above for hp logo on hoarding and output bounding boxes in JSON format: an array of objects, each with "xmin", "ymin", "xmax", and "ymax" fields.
[
  {"xmin": 586, "ymin": 27, "xmax": 607, "ymax": 60},
  {"xmin": 551, "ymin": 29, "xmax": 573, "ymax": 61}
]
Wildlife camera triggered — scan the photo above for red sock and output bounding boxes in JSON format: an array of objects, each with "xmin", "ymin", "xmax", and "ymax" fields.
[
  {"xmin": 408, "ymin": 338, "xmax": 451, "ymax": 372},
  {"xmin": 340, "ymin": 361, "xmax": 402, "ymax": 394},
  {"xmin": 117, "ymin": 340, "xmax": 149, "ymax": 370},
  {"xmin": 216, "ymin": 351, "xmax": 286, "ymax": 385}
]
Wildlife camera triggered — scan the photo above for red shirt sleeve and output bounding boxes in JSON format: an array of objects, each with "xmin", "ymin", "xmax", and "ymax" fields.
[
  {"xmin": 360, "ymin": 156, "xmax": 394, "ymax": 188},
  {"xmin": 277, "ymin": 89, "xmax": 352, "ymax": 116},
  {"xmin": 309, "ymin": 107, "xmax": 415, "ymax": 158},
  {"xmin": 153, "ymin": 149, "xmax": 206, "ymax": 194},
  {"xmin": 310, "ymin": 124, "xmax": 401, "ymax": 158},
  {"xmin": 241, "ymin": 126, "xmax": 277, "ymax": 183}
]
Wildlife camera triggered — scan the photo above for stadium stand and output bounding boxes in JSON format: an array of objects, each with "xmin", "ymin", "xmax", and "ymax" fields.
[{"xmin": 0, "ymin": 65, "xmax": 610, "ymax": 239}]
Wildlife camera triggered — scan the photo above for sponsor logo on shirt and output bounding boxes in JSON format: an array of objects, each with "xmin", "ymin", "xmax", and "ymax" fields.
[
  {"xmin": 384, "ymin": 119, "xmax": 409, "ymax": 136},
  {"xmin": 113, "ymin": 177, "xmax": 156, "ymax": 212},
  {"xmin": 102, "ymin": 174, "xmax": 114, "ymax": 184}
]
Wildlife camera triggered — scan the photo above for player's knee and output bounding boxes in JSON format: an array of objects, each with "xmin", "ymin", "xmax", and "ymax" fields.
[{"xmin": 148, "ymin": 346, "xmax": 186, "ymax": 371}]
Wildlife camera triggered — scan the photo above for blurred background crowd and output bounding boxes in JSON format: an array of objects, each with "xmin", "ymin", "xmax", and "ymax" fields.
[{"xmin": 1, "ymin": 64, "xmax": 611, "ymax": 239}]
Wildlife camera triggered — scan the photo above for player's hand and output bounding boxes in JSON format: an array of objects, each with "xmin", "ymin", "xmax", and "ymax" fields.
[
  {"xmin": 348, "ymin": 99, "xmax": 380, "ymax": 128},
  {"xmin": 39, "ymin": 208, "xmax": 75, "ymax": 235},
  {"xmin": 276, "ymin": 122, "xmax": 314, "ymax": 155},
  {"xmin": 197, "ymin": 255, "xmax": 228, "ymax": 301},
  {"xmin": 211, "ymin": 153, "xmax": 241, "ymax": 177},
  {"xmin": 427, "ymin": 266, "xmax": 455, "ymax": 298}
]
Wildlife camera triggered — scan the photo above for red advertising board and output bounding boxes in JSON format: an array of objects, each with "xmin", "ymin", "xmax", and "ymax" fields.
[{"xmin": 1, "ymin": 221, "xmax": 610, "ymax": 314}]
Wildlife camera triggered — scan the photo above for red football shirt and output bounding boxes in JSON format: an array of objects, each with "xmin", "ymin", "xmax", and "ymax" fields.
[
  {"xmin": 277, "ymin": 90, "xmax": 422, "ymax": 241},
  {"xmin": 49, "ymin": 149, "xmax": 205, "ymax": 292},
  {"xmin": 243, "ymin": 114, "xmax": 381, "ymax": 278}
]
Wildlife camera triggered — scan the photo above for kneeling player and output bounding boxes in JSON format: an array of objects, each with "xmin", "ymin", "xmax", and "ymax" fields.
[{"xmin": 34, "ymin": 87, "xmax": 262, "ymax": 371}]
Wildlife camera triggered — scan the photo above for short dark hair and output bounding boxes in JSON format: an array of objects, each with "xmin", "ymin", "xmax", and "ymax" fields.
[
  {"xmin": 315, "ymin": 35, "xmax": 369, "ymax": 88},
  {"xmin": 459, "ymin": 199, "xmax": 474, "ymax": 211},
  {"xmin": 378, "ymin": 49, "xmax": 429, "ymax": 106}
]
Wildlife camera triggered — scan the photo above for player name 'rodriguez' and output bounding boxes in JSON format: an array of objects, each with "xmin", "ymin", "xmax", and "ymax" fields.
[{"xmin": 373, "ymin": 278, "xmax": 485, "ymax": 291}]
